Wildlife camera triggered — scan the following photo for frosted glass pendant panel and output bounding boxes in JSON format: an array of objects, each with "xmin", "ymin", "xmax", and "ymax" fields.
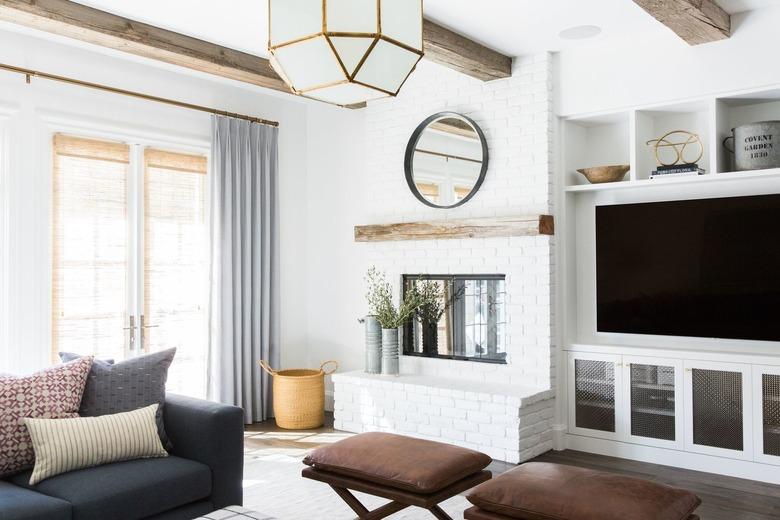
[
  {"xmin": 381, "ymin": 0, "xmax": 423, "ymax": 48},
  {"xmin": 269, "ymin": 0, "xmax": 322, "ymax": 46},
  {"xmin": 268, "ymin": 0, "xmax": 423, "ymax": 105},
  {"xmin": 330, "ymin": 37, "xmax": 374, "ymax": 76},
  {"xmin": 273, "ymin": 36, "xmax": 345, "ymax": 91},
  {"xmin": 305, "ymin": 83, "xmax": 387, "ymax": 106},
  {"xmin": 355, "ymin": 39, "xmax": 421, "ymax": 93},
  {"xmin": 327, "ymin": 0, "xmax": 377, "ymax": 33}
]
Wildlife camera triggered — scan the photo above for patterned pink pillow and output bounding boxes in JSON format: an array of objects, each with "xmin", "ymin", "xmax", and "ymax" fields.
[{"xmin": 0, "ymin": 356, "xmax": 93, "ymax": 477}]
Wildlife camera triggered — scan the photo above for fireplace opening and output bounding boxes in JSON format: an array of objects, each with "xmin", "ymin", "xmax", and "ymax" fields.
[{"xmin": 402, "ymin": 274, "xmax": 507, "ymax": 363}]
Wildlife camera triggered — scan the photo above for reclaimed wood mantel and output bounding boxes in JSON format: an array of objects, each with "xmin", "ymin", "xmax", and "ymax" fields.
[{"xmin": 354, "ymin": 215, "xmax": 554, "ymax": 242}]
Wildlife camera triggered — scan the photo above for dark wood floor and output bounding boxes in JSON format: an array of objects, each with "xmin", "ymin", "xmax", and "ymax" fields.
[{"xmin": 246, "ymin": 414, "xmax": 780, "ymax": 520}]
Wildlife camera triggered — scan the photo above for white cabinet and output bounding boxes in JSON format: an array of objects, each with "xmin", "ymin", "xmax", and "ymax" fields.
[
  {"xmin": 753, "ymin": 365, "xmax": 780, "ymax": 466},
  {"xmin": 565, "ymin": 349, "xmax": 780, "ymax": 483},
  {"xmin": 569, "ymin": 352, "xmax": 761, "ymax": 461},
  {"xmin": 683, "ymin": 360, "xmax": 753, "ymax": 460},
  {"xmin": 567, "ymin": 353, "xmax": 623, "ymax": 440},
  {"xmin": 568, "ymin": 352, "xmax": 684, "ymax": 448},
  {"xmin": 624, "ymin": 356, "xmax": 684, "ymax": 450}
]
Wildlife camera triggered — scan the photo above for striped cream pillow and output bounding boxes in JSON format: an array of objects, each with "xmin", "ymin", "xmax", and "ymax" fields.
[{"xmin": 23, "ymin": 403, "xmax": 168, "ymax": 485}]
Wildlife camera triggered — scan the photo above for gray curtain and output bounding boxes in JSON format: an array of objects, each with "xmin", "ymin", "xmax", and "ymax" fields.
[{"xmin": 209, "ymin": 115, "xmax": 279, "ymax": 424}]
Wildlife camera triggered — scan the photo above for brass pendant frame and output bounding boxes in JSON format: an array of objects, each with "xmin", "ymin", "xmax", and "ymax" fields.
[{"xmin": 268, "ymin": 0, "xmax": 424, "ymax": 106}]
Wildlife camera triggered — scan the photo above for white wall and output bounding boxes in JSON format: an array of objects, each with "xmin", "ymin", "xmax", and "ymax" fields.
[
  {"xmin": 303, "ymin": 102, "xmax": 367, "ymax": 377},
  {"xmin": 557, "ymin": 6, "xmax": 780, "ymax": 116},
  {"xmin": 0, "ymin": 26, "xmax": 356, "ymax": 374}
]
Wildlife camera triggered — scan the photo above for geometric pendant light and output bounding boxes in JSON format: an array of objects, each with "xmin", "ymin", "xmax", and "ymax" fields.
[{"xmin": 268, "ymin": 0, "xmax": 424, "ymax": 106}]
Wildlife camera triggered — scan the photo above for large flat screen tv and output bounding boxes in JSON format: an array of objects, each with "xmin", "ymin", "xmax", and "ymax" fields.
[{"xmin": 596, "ymin": 194, "xmax": 780, "ymax": 342}]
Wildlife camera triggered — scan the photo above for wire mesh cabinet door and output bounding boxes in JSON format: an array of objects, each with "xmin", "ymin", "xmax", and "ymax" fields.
[
  {"xmin": 684, "ymin": 360, "xmax": 753, "ymax": 460},
  {"xmin": 753, "ymin": 365, "xmax": 780, "ymax": 466},
  {"xmin": 568, "ymin": 352, "xmax": 624, "ymax": 440},
  {"xmin": 623, "ymin": 356, "xmax": 684, "ymax": 450}
]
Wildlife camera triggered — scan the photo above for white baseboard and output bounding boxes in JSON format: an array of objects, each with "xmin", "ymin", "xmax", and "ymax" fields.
[
  {"xmin": 566, "ymin": 434, "xmax": 780, "ymax": 485},
  {"xmin": 552, "ymin": 424, "xmax": 567, "ymax": 450}
]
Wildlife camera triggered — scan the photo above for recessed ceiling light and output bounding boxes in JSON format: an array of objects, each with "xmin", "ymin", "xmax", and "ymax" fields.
[{"xmin": 558, "ymin": 25, "xmax": 602, "ymax": 40}]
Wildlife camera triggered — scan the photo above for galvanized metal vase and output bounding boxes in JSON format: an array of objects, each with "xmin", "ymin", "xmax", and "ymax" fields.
[
  {"xmin": 724, "ymin": 121, "xmax": 780, "ymax": 171},
  {"xmin": 364, "ymin": 315, "xmax": 382, "ymax": 374},
  {"xmin": 381, "ymin": 328, "xmax": 400, "ymax": 376}
]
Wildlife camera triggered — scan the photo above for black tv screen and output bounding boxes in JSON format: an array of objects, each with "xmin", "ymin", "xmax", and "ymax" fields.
[{"xmin": 596, "ymin": 194, "xmax": 780, "ymax": 342}]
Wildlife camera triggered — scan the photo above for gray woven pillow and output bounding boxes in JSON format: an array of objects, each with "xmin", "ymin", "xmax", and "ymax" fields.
[{"xmin": 59, "ymin": 348, "xmax": 176, "ymax": 449}]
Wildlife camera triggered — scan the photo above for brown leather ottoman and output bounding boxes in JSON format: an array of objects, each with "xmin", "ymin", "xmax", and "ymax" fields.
[
  {"xmin": 464, "ymin": 462, "xmax": 701, "ymax": 520},
  {"xmin": 302, "ymin": 432, "xmax": 492, "ymax": 519}
]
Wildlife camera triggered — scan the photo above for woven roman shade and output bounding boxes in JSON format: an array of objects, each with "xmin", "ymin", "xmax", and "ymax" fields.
[
  {"xmin": 51, "ymin": 134, "xmax": 130, "ymax": 362},
  {"xmin": 143, "ymin": 147, "xmax": 209, "ymax": 397}
]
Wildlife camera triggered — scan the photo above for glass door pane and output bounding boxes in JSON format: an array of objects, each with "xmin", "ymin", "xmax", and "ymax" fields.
[
  {"xmin": 763, "ymin": 373, "xmax": 780, "ymax": 457},
  {"xmin": 52, "ymin": 134, "xmax": 130, "ymax": 362},
  {"xmin": 574, "ymin": 358, "xmax": 616, "ymax": 432},
  {"xmin": 692, "ymin": 368, "xmax": 744, "ymax": 451},
  {"xmin": 630, "ymin": 363, "xmax": 676, "ymax": 441},
  {"xmin": 143, "ymin": 148, "xmax": 209, "ymax": 398}
]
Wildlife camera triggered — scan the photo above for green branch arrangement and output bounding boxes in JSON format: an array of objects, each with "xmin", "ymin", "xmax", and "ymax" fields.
[
  {"xmin": 414, "ymin": 279, "xmax": 465, "ymax": 325},
  {"xmin": 365, "ymin": 267, "xmax": 421, "ymax": 329}
]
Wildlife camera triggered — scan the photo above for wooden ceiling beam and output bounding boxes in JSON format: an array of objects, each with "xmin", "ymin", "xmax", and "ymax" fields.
[
  {"xmin": 0, "ymin": 0, "xmax": 291, "ymax": 92},
  {"xmin": 0, "ymin": 0, "xmax": 366, "ymax": 107},
  {"xmin": 423, "ymin": 20, "xmax": 512, "ymax": 81},
  {"xmin": 0, "ymin": 0, "xmax": 513, "ymax": 106},
  {"xmin": 633, "ymin": 0, "xmax": 730, "ymax": 45}
]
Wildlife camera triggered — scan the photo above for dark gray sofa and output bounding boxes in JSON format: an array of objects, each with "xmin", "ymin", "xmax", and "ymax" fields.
[{"xmin": 1, "ymin": 394, "xmax": 245, "ymax": 520}]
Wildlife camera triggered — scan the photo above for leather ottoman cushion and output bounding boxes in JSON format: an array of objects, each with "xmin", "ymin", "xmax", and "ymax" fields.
[
  {"xmin": 302, "ymin": 432, "xmax": 492, "ymax": 494},
  {"xmin": 466, "ymin": 462, "xmax": 701, "ymax": 520}
]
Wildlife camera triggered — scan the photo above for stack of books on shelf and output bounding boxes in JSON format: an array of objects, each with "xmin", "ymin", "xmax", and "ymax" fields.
[{"xmin": 650, "ymin": 163, "xmax": 706, "ymax": 180}]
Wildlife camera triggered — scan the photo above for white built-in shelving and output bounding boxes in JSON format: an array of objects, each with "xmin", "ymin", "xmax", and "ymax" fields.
[
  {"xmin": 557, "ymin": 84, "xmax": 780, "ymax": 483},
  {"xmin": 562, "ymin": 86, "xmax": 780, "ymax": 192}
]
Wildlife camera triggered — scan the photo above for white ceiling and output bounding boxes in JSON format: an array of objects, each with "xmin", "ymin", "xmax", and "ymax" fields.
[{"xmin": 72, "ymin": 0, "xmax": 780, "ymax": 58}]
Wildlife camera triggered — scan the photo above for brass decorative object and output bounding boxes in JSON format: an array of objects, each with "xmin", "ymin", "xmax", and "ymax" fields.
[
  {"xmin": 577, "ymin": 165, "xmax": 630, "ymax": 184},
  {"xmin": 646, "ymin": 130, "xmax": 704, "ymax": 166}
]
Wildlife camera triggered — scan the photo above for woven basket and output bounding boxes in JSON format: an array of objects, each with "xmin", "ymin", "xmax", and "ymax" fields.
[{"xmin": 259, "ymin": 359, "xmax": 338, "ymax": 430}]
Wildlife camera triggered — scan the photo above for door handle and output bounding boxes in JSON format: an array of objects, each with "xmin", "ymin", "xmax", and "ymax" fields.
[
  {"xmin": 123, "ymin": 315, "xmax": 136, "ymax": 349},
  {"xmin": 140, "ymin": 315, "xmax": 158, "ymax": 329},
  {"xmin": 139, "ymin": 315, "xmax": 157, "ymax": 353}
]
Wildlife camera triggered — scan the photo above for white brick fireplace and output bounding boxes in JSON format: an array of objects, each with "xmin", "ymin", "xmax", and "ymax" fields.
[
  {"xmin": 333, "ymin": 373, "xmax": 555, "ymax": 463},
  {"xmin": 333, "ymin": 53, "xmax": 557, "ymax": 463}
]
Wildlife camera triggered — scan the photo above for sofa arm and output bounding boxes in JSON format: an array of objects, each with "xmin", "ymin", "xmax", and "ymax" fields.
[{"xmin": 164, "ymin": 394, "xmax": 244, "ymax": 508}]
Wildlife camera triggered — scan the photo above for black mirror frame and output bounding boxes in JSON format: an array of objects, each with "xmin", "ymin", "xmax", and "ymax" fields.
[{"xmin": 404, "ymin": 112, "xmax": 489, "ymax": 209}]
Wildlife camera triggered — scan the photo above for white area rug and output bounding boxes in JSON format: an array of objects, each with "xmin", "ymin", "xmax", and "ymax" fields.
[{"xmin": 241, "ymin": 430, "xmax": 472, "ymax": 520}]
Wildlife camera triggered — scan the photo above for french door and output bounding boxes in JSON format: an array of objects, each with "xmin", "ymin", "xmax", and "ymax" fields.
[{"xmin": 51, "ymin": 133, "xmax": 210, "ymax": 398}]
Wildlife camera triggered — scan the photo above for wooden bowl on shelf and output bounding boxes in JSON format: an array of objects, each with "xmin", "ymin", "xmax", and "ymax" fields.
[{"xmin": 577, "ymin": 164, "xmax": 630, "ymax": 184}]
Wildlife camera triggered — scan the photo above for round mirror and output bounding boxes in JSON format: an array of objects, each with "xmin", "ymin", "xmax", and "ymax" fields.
[{"xmin": 404, "ymin": 112, "xmax": 489, "ymax": 209}]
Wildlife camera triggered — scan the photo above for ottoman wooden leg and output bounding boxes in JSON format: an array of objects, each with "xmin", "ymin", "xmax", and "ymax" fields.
[
  {"xmin": 303, "ymin": 466, "xmax": 488, "ymax": 520},
  {"xmin": 330, "ymin": 485, "xmax": 411, "ymax": 520}
]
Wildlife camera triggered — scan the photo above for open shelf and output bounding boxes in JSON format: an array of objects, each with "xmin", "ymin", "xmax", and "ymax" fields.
[
  {"xmin": 716, "ymin": 90, "xmax": 780, "ymax": 173},
  {"xmin": 634, "ymin": 100, "xmax": 711, "ymax": 181},
  {"xmin": 562, "ymin": 85, "xmax": 780, "ymax": 192},
  {"xmin": 562, "ymin": 112, "xmax": 631, "ymax": 188},
  {"xmin": 565, "ymin": 167, "xmax": 780, "ymax": 193}
]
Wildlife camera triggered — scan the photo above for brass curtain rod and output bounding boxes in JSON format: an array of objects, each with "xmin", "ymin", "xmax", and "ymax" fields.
[{"xmin": 0, "ymin": 62, "xmax": 279, "ymax": 128}]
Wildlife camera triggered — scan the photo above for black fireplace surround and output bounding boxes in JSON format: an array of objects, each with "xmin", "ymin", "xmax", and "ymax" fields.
[{"xmin": 402, "ymin": 274, "xmax": 507, "ymax": 364}]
